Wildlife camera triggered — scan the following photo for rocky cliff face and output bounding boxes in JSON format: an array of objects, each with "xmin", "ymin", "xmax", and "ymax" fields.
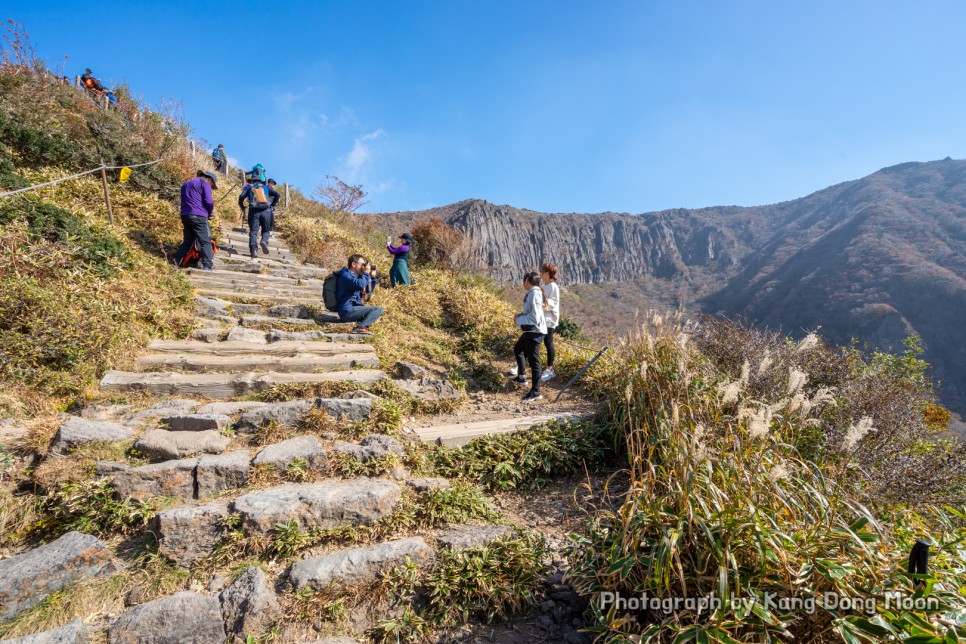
[
  {"xmin": 370, "ymin": 159, "xmax": 966, "ymax": 422},
  {"xmin": 381, "ymin": 199, "xmax": 778, "ymax": 285}
]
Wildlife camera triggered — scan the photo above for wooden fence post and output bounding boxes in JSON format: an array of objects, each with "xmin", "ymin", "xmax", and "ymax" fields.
[
  {"xmin": 100, "ymin": 165, "xmax": 115, "ymax": 226},
  {"xmin": 284, "ymin": 183, "xmax": 290, "ymax": 208}
]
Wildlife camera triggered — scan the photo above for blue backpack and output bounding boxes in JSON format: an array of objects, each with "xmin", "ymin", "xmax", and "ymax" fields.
[{"xmin": 250, "ymin": 164, "xmax": 266, "ymax": 182}]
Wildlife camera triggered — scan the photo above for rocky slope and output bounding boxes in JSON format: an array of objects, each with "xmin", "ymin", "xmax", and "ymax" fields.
[{"xmin": 369, "ymin": 158, "xmax": 966, "ymax": 421}]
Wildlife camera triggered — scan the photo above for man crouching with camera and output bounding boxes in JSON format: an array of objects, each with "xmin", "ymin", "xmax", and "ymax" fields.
[{"xmin": 334, "ymin": 254, "xmax": 383, "ymax": 336}]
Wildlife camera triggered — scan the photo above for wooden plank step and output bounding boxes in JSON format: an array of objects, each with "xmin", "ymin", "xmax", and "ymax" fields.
[
  {"xmin": 146, "ymin": 340, "xmax": 374, "ymax": 356},
  {"xmin": 412, "ymin": 413, "xmax": 582, "ymax": 448},
  {"xmin": 195, "ymin": 290, "xmax": 322, "ymax": 305},
  {"xmin": 100, "ymin": 369, "xmax": 385, "ymax": 399},
  {"xmin": 135, "ymin": 352, "xmax": 381, "ymax": 373}
]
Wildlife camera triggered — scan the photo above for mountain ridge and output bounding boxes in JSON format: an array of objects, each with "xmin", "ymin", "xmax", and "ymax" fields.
[{"xmin": 366, "ymin": 158, "xmax": 966, "ymax": 422}]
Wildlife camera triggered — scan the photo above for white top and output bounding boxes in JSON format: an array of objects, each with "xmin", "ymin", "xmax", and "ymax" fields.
[
  {"xmin": 542, "ymin": 282, "xmax": 560, "ymax": 329},
  {"xmin": 515, "ymin": 286, "xmax": 548, "ymax": 334}
]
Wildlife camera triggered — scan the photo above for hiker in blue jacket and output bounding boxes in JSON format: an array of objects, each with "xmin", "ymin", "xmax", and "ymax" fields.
[
  {"xmin": 238, "ymin": 178, "xmax": 280, "ymax": 259},
  {"xmin": 335, "ymin": 254, "xmax": 383, "ymax": 335},
  {"xmin": 211, "ymin": 144, "xmax": 227, "ymax": 173}
]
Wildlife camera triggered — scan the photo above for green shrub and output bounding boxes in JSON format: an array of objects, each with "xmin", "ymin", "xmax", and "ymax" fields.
[
  {"xmin": 30, "ymin": 480, "xmax": 161, "ymax": 538},
  {"xmin": 431, "ymin": 418, "xmax": 611, "ymax": 490},
  {"xmin": 0, "ymin": 111, "xmax": 78, "ymax": 166}
]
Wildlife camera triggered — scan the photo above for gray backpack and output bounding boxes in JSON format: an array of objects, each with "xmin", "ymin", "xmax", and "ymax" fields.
[{"xmin": 322, "ymin": 272, "xmax": 340, "ymax": 312}]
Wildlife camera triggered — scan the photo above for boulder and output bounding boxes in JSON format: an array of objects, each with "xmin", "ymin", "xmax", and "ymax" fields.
[
  {"xmin": 225, "ymin": 328, "xmax": 267, "ymax": 344},
  {"xmin": 316, "ymin": 398, "xmax": 372, "ymax": 422},
  {"xmin": 395, "ymin": 362, "xmax": 427, "ymax": 380},
  {"xmin": 1, "ymin": 618, "xmax": 88, "ymax": 643},
  {"xmin": 195, "ymin": 451, "xmax": 251, "ymax": 497},
  {"xmin": 289, "ymin": 537, "xmax": 432, "ymax": 590},
  {"xmin": 267, "ymin": 304, "xmax": 310, "ymax": 319},
  {"xmin": 156, "ymin": 503, "xmax": 230, "ymax": 566},
  {"xmin": 50, "ymin": 417, "xmax": 133, "ymax": 454},
  {"xmin": 0, "ymin": 532, "xmax": 112, "ymax": 620},
  {"xmin": 231, "ymin": 480, "xmax": 401, "ymax": 536},
  {"xmin": 195, "ymin": 296, "xmax": 232, "ymax": 319},
  {"xmin": 190, "ymin": 328, "xmax": 224, "ymax": 343},
  {"xmin": 434, "ymin": 525, "xmax": 513, "ymax": 550},
  {"xmin": 135, "ymin": 430, "xmax": 229, "ymax": 462},
  {"xmin": 252, "ymin": 436, "xmax": 326, "ymax": 472},
  {"xmin": 160, "ymin": 414, "xmax": 232, "ymax": 432},
  {"xmin": 235, "ymin": 401, "xmax": 313, "ymax": 433},
  {"xmin": 405, "ymin": 478, "xmax": 451, "ymax": 493},
  {"xmin": 230, "ymin": 303, "xmax": 263, "ymax": 316},
  {"xmin": 111, "ymin": 459, "xmax": 197, "ymax": 501},
  {"xmin": 127, "ymin": 399, "xmax": 201, "ymax": 422},
  {"xmin": 392, "ymin": 377, "xmax": 461, "ymax": 402},
  {"xmin": 195, "ymin": 402, "xmax": 268, "ymax": 416},
  {"xmin": 334, "ymin": 434, "xmax": 404, "ymax": 463},
  {"xmin": 218, "ymin": 567, "xmax": 280, "ymax": 637},
  {"xmin": 108, "ymin": 591, "xmax": 226, "ymax": 644}
]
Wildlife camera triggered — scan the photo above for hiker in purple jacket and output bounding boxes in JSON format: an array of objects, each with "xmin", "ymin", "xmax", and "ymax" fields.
[{"xmin": 174, "ymin": 171, "xmax": 218, "ymax": 270}]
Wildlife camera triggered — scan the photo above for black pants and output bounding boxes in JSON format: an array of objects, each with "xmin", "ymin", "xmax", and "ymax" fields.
[
  {"xmin": 515, "ymin": 332, "xmax": 545, "ymax": 393},
  {"xmin": 173, "ymin": 215, "xmax": 213, "ymax": 269},
  {"xmin": 543, "ymin": 326, "xmax": 556, "ymax": 368}
]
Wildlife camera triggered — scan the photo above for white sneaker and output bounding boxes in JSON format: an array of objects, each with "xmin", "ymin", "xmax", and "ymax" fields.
[
  {"xmin": 541, "ymin": 368, "xmax": 556, "ymax": 382},
  {"xmin": 508, "ymin": 365, "xmax": 518, "ymax": 376}
]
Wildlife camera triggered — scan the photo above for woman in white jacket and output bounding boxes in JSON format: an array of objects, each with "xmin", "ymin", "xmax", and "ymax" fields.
[
  {"xmin": 540, "ymin": 263, "xmax": 560, "ymax": 382},
  {"xmin": 509, "ymin": 271, "xmax": 547, "ymax": 402}
]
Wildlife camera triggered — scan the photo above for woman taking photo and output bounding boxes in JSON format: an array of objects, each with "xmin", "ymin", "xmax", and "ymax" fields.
[
  {"xmin": 509, "ymin": 271, "xmax": 547, "ymax": 402},
  {"xmin": 386, "ymin": 232, "xmax": 413, "ymax": 287}
]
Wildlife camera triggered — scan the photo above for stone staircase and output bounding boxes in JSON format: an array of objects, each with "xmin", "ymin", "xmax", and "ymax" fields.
[
  {"xmin": 100, "ymin": 226, "xmax": 383, "ymax": 399},
  {"xmin": 0, "ymin": 224, "xmax": 595, "ymax": 643}
]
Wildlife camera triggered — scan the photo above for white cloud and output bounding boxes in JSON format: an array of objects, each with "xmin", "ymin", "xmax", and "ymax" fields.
[{"xmin": 344, "ymin": 129, "xmax": 386, "ymax": 180}]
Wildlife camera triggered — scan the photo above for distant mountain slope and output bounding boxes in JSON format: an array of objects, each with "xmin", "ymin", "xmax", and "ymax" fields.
[{"xmin": 368, "ymin": 159, "xmax": 966, "ymax": 419}]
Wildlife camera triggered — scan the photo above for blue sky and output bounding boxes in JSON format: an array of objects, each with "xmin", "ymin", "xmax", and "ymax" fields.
[{"xmin": 12, "ymin": 1, "xmax": 966, "ymax": 213}]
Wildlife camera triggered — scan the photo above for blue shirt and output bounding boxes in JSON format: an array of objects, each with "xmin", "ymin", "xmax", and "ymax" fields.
[
  {"xmin": 180, "ymin": 177, "xmax": 214, "ymax": 218},
  {"xmin": 335, "ymin": 267, "xmax": 372, "ymax": 314}
]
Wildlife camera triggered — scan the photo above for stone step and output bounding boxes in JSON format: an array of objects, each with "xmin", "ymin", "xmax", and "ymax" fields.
[
  {"xmin": 218, "ymin": 236, "xmax": 292, "ymax": 254},
  {"xmin": 100, "ymin": 369, "xmax": 385, "ymax": 399},
  {"xmin": 185, "ymin": 267, "xmax": 323, "ymax": 288},
  {"xmin": 0, "ymin": 532, "xmax": 112, "ymax": 620},
  {"xmin": 189, "ymin": 279, "xmax": 325, "ymax": 298},
  {"xmin": 239, "ymin": 314, "xmax": 321, "ymax": 327},
  {"xmin": 289, "ymin": 537, "xmax": 433, "ymax": 590},
  {"xmin": 214, "ymin": 259, "xmax": 329, "ymax": 279},
  {"xmin": 147, "ymin": 339, "xmax": 374, "ymax": 356},
  {"xmin": 217, "ymin": 249, "xmax": 298, "ymax": 265},
  {"xmin": 194, "ymin": 289, "xmax": 322, "ymax": 306},
  {"xmin": 135, "ymin": 352, "xmax": 381, "ymax": 373},
  {"xmin": 413, "ymin": 412, "xmax": 582, "ymax": 447},
  {"xmin": 232, "ymin": 479, "xmax": 401, "ymax": 536}
]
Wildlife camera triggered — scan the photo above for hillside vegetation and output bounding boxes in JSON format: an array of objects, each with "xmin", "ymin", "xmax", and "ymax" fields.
[
  {"xmin": 1, "ymin": 29, "xmax": 965, "ymax": 644},
  {"xmin": 368, "ymin": 161, "xmax": 966, "ymax": 427}
]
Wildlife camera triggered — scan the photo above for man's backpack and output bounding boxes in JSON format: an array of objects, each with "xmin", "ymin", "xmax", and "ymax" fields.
[
  {"xmin": 179, "ymin": 239, "xmax": 219, "ymax": 268},
  {"xmin": 250, "ymin": 165, "xmax": 266, "ymax": 182},
  {"xmin": 322, "ymin": 271, "xmax": 341, "ymax": 312},
  {"xmin": 250, "ymin": 183, "xmax": 269, "ymax": 205}
]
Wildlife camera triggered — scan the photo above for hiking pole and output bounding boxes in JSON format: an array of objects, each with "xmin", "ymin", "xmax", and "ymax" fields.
[{"xmin": 555, "ymin": 345, "xmax": 608, "ymax": 402}]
